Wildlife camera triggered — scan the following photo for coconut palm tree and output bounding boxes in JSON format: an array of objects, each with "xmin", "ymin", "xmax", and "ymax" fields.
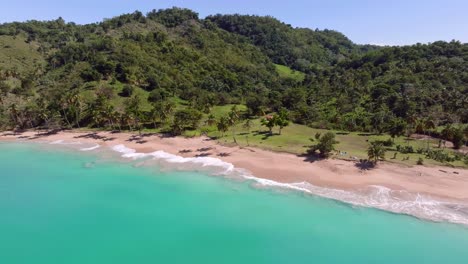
[{"xmin": 367, "ymin": 142, "xmax": 386, "ymax": 164}]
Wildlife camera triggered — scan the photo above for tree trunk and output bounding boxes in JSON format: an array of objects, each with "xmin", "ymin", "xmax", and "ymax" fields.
[{"xmin": 61, "ymin": 109, "xmax": 72, "ymax": 129}]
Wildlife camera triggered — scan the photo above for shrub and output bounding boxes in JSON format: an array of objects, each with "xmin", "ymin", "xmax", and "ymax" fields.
[
  {"xmin": 120, "ymin": 85, "xmax": 134, "ymax": 97},
  {"xmin": 396, "ymin": 145, "xmax": 414, "ymax": 154},
  {"xmin": 417, "ymin": 157, "xmax": 424, "ymax": 165}
]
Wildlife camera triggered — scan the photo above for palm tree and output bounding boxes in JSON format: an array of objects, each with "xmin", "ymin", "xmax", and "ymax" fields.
[
  {"xmin": 217, "ymin": 116, "xmax": 229, "ymax": 137},
  {"xmin": 125, "ymin": 96, "xmax": 143, "ymax": 134},
  {"xmin": 206, "ymin": 114, "xmax": 216, "ymax": 126},
  {"xmin": 243, "ymin": 119, "xmax": 252, "ymax": 134},
  {"xmin": 228, "ymin": 106, "xmax": 240, "ymax": 143},
  {"xmin": 8, "ymin": 103, "xmax": 19, "ymax": 129},
  {"xmin": 367, "ymin": 142, "xmax": 386, "ymax": 164},
  {"xmin": 68, "ymin": 92, "xmax": 83, "ymax": 128},
  {"xmin": 423, "ymin": 118, "xmax": 436, "ymax": 150}
]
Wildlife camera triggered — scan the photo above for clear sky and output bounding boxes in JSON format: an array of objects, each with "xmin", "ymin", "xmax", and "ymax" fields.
[{"xmin": 1, "ymin": 0, "xmax": 467, "ymax": 46}]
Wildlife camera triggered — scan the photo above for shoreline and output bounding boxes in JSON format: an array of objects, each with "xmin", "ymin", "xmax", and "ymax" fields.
[
  {"xmin": 1, "ymin": 130, "xmax": 468, "ymax": 224},
  {"xmin": 2, "ymin": 129, "xmax": 467, "ymax": 200}
]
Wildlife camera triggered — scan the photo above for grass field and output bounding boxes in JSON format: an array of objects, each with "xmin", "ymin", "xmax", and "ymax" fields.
[
  {"xmin": 209, "ymin": 119, "xmax": 467, "ymax": 168},
  {"xmin": 274, "ymin": 64, "xmax": 305, "ymax": 82}
]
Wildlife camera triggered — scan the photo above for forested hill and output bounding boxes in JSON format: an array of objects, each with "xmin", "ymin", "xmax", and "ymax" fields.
[
  {"xmin": 0, "ymin": 7, "xmax": 466, "ymax": 137},
  {"xmin": 207, "ymin": 14, "xmax": 379, "ymax": 71},
  {"xmin": 0, "ymin": 8, "xmax": 280, "ymax": 96},
  {"xmin": 301, "ymin": 41, "xmax": 468, "ymax": 129}
]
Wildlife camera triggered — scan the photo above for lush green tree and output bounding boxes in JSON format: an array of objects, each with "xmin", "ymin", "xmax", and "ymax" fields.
[
  {"xmin": 309, "ymin": 132, "xmax": 338, "ymax": 158},
  {"xmin": 276, "ymin": 108, "xmax": 290, "ymax": 135},
  {"xmin": 125, "ymin": 95, "xmax": 143, "ymax": 134},
  {"xmin": 451, "ymin": 127, "xmax": 465, "ymax": 149},
  {"xmin": 389, "ymin": 118, "xmax": 407, "ymax": 141},
  {"xmin": 261, "ymin": 115, "xmax": 277, "ymax": 135},
  {"xmin": 171, "ymin": 108, "xmax": 203, "ymax": 135}
]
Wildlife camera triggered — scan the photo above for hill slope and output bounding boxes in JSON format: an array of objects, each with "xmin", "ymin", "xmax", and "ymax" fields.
[{"xmin": 0, "ymin": 7, "xmax": 466, "ymax": 143}]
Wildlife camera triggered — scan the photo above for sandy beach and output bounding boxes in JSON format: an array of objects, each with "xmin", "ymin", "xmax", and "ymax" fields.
[{"xmin": 1, "ymin": 130, "xmax": 467, "ymax": 204}]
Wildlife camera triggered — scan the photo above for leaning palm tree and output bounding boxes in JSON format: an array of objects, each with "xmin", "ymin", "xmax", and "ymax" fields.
[{"xmin": 367, "ymin": 142, "xmax": 386, "ymax": 164}]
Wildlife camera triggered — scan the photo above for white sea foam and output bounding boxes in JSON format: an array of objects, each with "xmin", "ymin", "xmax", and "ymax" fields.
[
  {"xmin": 110, "ymin": 144, "xmax": 468, "ymax": 226},
  {"xmin": 50, "ymin": 140, "xmax": 82, "ymax": 145},
  {"xmin": 80, "ymin": 144, "xmax": 100, "ymax": 151}
]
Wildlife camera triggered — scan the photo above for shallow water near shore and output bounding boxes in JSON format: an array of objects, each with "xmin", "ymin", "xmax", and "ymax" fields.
[{"xmin": 1, "ymin": 142, "xmax": 468, "ymax": 263}]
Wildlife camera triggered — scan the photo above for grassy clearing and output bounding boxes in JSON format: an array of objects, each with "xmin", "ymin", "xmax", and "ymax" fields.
[
  {"xmin": 203, "ymin": 114, "xmax": 467, "ymax": 168},
  {"xmin": 0, "ymin": 35, "xmax": 45, "ymax": 75},
  {"xmin": 274, "ymin": 64, "xmax": 305, "ymax": 82}
]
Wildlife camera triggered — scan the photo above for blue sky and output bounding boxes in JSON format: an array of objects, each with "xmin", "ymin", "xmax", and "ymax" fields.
[{"xmin": 2, "ymin": 0, "xmax": 467, "ymax": 46}]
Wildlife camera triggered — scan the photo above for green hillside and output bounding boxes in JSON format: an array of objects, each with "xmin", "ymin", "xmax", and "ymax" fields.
[{"xmin": 0, "ymin": 7, "xmax": 466, "ymax": 167}]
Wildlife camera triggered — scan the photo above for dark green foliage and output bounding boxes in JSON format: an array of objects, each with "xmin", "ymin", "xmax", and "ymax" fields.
[
  {"xmin": 450, "ymin": 127, "xmax": 465, "ymax": 149},
  {"xmin": 304, "ymin": 41, "xmax": 468, "ymax": 127},
  {"xmin": 425, "ymin": 149, "xmax": 457, "ymax": 163},
  {"xmin": 372, "ymin": 138, "xmax": 394, "ymax": 147},
  {"xmin": 147, "ymin": 8, "xmax": 199, "ymax": 28},
  {"xmin": 396, "ymin": 145, "xmax": 414, "ymax": 154},
  {"xmin": 207, "ymin": 14, "xmax": 374, "ymax": 71},
  {"xmin": 120, "ymin": 85, "xmax": 134, "ymax": 97},
  {"xmin": 148, "ymin": 88, "xmax": 170, "ymax": 103},
  {"xmin": 172, "ymin": 108, "xmax": 203, "ymax": 134}
]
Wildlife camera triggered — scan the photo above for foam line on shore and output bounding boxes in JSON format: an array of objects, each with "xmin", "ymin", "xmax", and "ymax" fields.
[
  {"xmin": 80, "ymin": 144, "xmax": 100, "ymax": 151},
  {"xmin": 110, "ymin": 144, "xmax": 468, "ymax": 226},
  {"xmin": 50, "ymin": 140, "xmax": 83, "ymax": 145}
]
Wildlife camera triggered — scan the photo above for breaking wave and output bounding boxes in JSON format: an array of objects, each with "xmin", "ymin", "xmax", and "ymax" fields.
[
  {"xmin": 110, "ymin": 144, "xmax": 468, "ymax": 226},
  {"xmin": 80, "ymin": 144, "xmax": 100, "ymax": 151}
]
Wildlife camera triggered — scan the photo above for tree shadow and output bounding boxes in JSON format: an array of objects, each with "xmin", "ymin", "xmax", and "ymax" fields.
[
  {"xmin": 357, "ymin": 133, "xmax": 380, "ymax": 136},
  {"xmin": 30, "ymin": 129, "xmax": 62, "ymax": 139},
  {"xmin": 197, "ymin": 147, "xmax": 213, "ymax": 152},
  {"xmin": 354, "ymin": 160, "xmax": 376, "ymax": 170},
  {"xmin": 297, "ymin": 153, "xmax": 323, "ymax": 163},
  {"xmin": 2, "ymin": 131, "xmax": 24, "ymax": 136},
  {"xmin": 179, "ymin": 149, "xmax": 193, "ymax": 154},
  {"xmin": 195, "ymin": 152, "xmax": 211, "ymax": 157},
  {"xmin": 336, "ymin": 132, "xmax": 350, "ymax": 135},
  {"xmin": 253, "ymin": 130, "xmax": 275, "ymax": 140},
  {"xmin": 157, "ymin": 132, "xmax": 177, "ymax": 139},
  {"xmin": 75, "ymin": 132, "xmax": 115, "ymax": 141},
  {"xmin": 217, "ymin": 152, "xmax": 231, "ymax": 157}
]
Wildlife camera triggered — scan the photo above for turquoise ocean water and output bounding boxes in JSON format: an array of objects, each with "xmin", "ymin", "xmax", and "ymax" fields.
[{"xmin": 1, "ymin": 142, "xmax": 468, "ymax": 264}]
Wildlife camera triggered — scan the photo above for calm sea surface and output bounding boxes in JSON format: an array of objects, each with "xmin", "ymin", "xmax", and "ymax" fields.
[{"xmin": 1, "ymin": 142, "xmax": 468, "ymax": 263}]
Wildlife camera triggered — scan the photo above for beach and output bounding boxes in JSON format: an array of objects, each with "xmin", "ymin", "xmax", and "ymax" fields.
[{"xmin": 1, "ymin": 130, "xmax": 467, "ymax": 203}]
